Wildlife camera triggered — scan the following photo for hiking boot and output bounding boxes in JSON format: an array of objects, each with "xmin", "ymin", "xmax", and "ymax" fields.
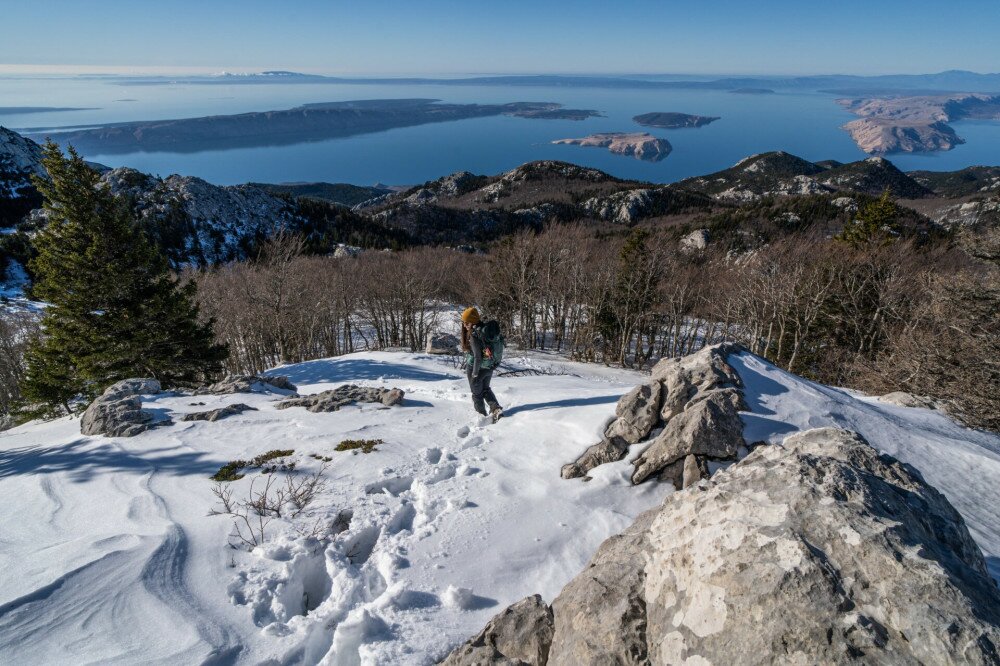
[{"xmin": 490, "ymin": 407, "xmax": 503, "ymax": 423}]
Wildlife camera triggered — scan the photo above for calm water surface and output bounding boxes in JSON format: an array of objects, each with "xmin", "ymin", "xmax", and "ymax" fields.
[{"xmin": 2, "ymin": 77, "xmax": 999, "ymax": 186}]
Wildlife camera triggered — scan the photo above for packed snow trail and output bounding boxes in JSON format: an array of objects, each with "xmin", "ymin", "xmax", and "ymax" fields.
[
  {"xmin": 2, "ymin": 350, "xmax": 999, "ymax": 664},
  {"xmin": 0, "ymin": 352, "xmax": 664, "ymax": 664}
]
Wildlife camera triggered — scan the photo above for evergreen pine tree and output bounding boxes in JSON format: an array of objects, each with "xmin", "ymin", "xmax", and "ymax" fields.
[
  {"xmin": 20, "ymin": 142, "xmax": 227, "ymax": 413},
  {"xmin": 837, "ymin": 189, "xmax": 900, "ymax": 246}
]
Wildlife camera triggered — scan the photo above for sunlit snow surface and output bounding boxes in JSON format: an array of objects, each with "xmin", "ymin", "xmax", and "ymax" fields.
[{"xmin": 0, "ymin": 350, "xmax": 997, "ymax": 664}]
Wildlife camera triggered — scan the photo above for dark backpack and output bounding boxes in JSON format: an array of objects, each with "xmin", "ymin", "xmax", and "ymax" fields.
[{"xmin": 478, "ymin": 320, "xmax": 505, "ymax": 369}]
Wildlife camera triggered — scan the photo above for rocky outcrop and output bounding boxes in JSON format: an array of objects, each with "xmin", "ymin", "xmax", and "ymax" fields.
[
  {"xmin": 552, "ymin": 133, "xmax": 672, "ymax": 162},
  {"xmin": 202, "ymin": 374, "xmax": 297, "ymax": 395},
  {"xmin": 181, "ymin": 403, "xmax": 258, "ymax": 422},
  {"xmin": 441, "ymin": 594, "xmax": 554, "ymax": 665},
  {"xmin": 276, "ymin": 384, "xmax": 404, "ymax": 412},
  {"xmin": 459, "ymin": 428, "xmax": 1000, "ymax": 665},
  {"xmin": 562, "ymin": 343, "xmax": 747, "ymax": 485},
  {"xmin": 80, "ymin": 378, "xmax": 165, "ymax": 437},
  {"xmin": 426, "ymin": 332, "xmax": 460, "ymax": 355},
  {"xmin": 102, "ymin": 167, "xmax": 299, "ymax": 265},
  {"xmin": 679, "ymin": 228, "xmax": 709, "ymax": 252}
]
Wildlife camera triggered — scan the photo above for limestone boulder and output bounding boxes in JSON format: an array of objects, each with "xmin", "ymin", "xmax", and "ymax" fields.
[
  {"xmin": 440, "ymin": 595, "xmax": 554, "ymax": 666},
  {"xmin": 560, "ymin": 437, "xmax": 629, "ymax": 480},
  {"xmin": 426, "ymin": 332, "xmax": 460, "ymax": 355},
  {"xmin": 80, "ymin": 378, "xmax": 164, "ymax": 437},
  {"xmin": 203, "ymin": 374, "xmax": 297, "ymax": 395},
  {"xmin": 631, "ymin": 388, "xmax": 746, "ymax": 484},
  {"xmin": 181, "ymin": 403, "xmax": 258, "ymax": 422},
  {"xmin": 604, "ymin": 381, "xmax": 662, "ymax": 444},
  {"xmin": 466, "ymin": 428, "xmax": 1000, "ymax": 665},
  {"xmin": 277, "ymin": 384, "xmax": 404, "ymax": 413}
]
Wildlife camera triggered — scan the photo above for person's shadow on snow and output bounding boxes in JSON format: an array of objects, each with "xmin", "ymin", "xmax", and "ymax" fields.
[{"xmin": 504, "ymin": 394, "xmax": 619, "ymax": 417}]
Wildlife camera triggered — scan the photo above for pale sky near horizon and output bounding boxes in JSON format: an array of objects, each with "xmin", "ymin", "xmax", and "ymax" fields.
[{"xmin": 2, "ymin": 0, "xmax": 998, "ymax": 76}]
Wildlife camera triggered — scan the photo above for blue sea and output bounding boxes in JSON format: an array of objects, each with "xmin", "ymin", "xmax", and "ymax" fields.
[{"xmin": 3, "ymin": 77, "xmax": 1000, "ymax": 186}]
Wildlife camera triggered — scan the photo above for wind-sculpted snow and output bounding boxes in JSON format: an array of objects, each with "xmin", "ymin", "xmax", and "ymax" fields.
[
  {"xmin": 2, "ymin": 349, "xmax": 999, "ymax": 664},
  {"xmin": 0, "ymin": 352, "xmax": 664, "ymax": 664}
]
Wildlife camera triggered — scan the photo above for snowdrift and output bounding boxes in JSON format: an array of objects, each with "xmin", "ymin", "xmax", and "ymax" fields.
[{"xmin": 0, "ymin": 349, "xmax": 997, "ymax": 664}]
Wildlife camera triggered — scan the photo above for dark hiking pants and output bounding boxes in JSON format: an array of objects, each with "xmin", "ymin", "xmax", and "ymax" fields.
[{"xmin": 467, "ymin": 367, "xmax": 500, "ymax": 415}]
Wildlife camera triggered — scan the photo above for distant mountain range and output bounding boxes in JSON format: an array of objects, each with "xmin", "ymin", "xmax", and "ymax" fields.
[{"xmin": 109, "ymin": 70, "xmax": 1000, "ymax": 94}]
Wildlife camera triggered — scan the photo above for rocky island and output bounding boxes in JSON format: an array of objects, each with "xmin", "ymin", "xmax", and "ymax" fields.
[
  {"xmin": 633, "ymin": 112, "xmax": 720, "ymax": 129},
  {"xmin": 838, "ymin": 93, "xmax": 1000, "ymax": 154},
  {"xmin": 552, "ymin": 132, "xmax": 672, "ymax": 161},
  {"xmin": 730, "ymin": 87, "xmax": 776, "ymax": 94},
  {"xmin": 34, "ymin": 99, "xmax": 601, "ymax": 153}
]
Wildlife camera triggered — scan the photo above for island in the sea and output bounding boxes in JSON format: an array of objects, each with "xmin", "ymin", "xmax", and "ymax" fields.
[
  {"xmin": 730, "ymin": 88, "xmax": 776, "ymax": 95},
  {"xmin": 633, "ymin": 112, "xmax": 720, "ymax": 129},
  {"xmin": 0, "ymin": 106, "xmax": 97, "ymax": 115},
  {"xmin": 838, "ymin": 93, "xmax": 1000, "ymax": 154},
  {"xmin": 34, "ymin": 99, "xmax": 601, "ymax": 153},
  {"xmin": 552, "ymin": 132, "xmax": 672, "ymax": 161}
]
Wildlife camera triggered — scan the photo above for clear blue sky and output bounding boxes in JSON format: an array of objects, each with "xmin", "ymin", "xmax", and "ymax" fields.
[{"xmin": 2, "ymin": 0, "xmax": 998, "ymax": 76}]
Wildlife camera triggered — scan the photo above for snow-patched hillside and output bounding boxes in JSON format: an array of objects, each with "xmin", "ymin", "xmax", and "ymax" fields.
[{"xmin": 0, "ymin": 349, "xmax": 998, "ymax": 665}]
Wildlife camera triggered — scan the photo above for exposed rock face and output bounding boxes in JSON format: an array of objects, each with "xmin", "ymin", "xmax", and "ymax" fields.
[
  {"xmin": 552, "ymin": 133, "xmax": 672, "ymax": 161},
  {"xmin": 631, "ymin": 388, "xmax": 746, "ymax": 484},
  {"xmin": 582, "ymin": 189, "xmax": 652, "ymax": 224},
  {"xmin": 604, "ymin": 382, "xmax": 662, "ymax": 444},
  {"xmin": 426, "ymin": 332, "xmax": 460, "ymax": 355},
  {"xmin": 181, "ymin": 403, "xmax": 258, "ymax": 422},
  {"xmin": 102, "ymin": 167, "xmax": 298, "ymax": 265},
  {"xmin": 560, "ymin": 436, "xmax": 629, "ymax": 480},
  {"xmin": 332, "ymin": 243, "xmax": 362, "ymax": 259},
  {"xmin": 463, "ymin": 428, "xmax": 1000, "ymax": 665},
  {"xmin": 80, "ymin": 378, "xmax": 164, "ymax": 437},
  {"xmin": 679, "ymin": 228, "xmax": 709, "ymax": 252},
  {"xmin": 441, "ymin": 594, "xmax": 554, "ymax": 666},
  {"xmin": 202, "ymin": 374, "xmax": 297, "ymax": 395},
  {"xmin": 276, "ymin": 384, "xmax": 404, "ymax": 412},
  {"xmin": 562, "ymin": 343, "xmax": 746, "ymax": 486}
]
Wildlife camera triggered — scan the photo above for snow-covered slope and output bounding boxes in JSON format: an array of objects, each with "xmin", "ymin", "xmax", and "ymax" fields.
[{"xmin": 0, "ymin": 349, "xmax": 998, "ymax": 664}]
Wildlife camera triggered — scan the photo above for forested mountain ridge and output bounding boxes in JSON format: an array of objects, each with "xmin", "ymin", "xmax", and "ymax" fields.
[{"xmin": 1, "ymin": 127, "xmax": 998, "ymax": 283}]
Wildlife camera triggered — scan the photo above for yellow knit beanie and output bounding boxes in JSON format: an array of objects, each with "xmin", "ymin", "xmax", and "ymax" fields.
[{"xmin": 461, "ymin": 307, "xmax": 481, "ymax": 324}]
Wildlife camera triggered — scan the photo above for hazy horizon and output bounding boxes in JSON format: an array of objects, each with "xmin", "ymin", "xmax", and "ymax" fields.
[{"xmin": 3, "ymin": 0, "xmax": 999, "ymax": 76}]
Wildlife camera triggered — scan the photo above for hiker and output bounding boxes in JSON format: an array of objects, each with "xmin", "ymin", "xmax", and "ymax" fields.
[{"xmin": 460, "ymin": 307, "xmax": 504, "ymax": 422}]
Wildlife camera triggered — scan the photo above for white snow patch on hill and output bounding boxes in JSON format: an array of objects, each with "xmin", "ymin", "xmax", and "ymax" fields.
[{"xmin": 1, "ymin": 349, "xmax": 998, "ymax": 664}]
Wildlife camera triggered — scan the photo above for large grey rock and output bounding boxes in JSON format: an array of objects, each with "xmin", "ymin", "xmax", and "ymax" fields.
[
  {"xmin": 679, "ymin": 228, "xmax": 709, "ymax": 252},
  {"xmin": 80, "ymin": 378, "xmax": 164, "ymax": 437},
  {"xmin": 631, "ymin": 388, "xmax": 746, "ymax": 484},
  {"xmin": 203, "ymin": 374, "xmax": 296, "ymax": 395},
  {"xmin": 650, "ymin": 343, "xmax": 742, "ymax": 424},
  {"xmin": 426, "ymin": 332, "xmax": 460, "ymax": 355},
  {"xmin": 181, "ymin": 403, "xmax": 258, "ymax": 422},
  {"xmin": 604, "ymin": 382, "xmax": 662, "ymax": 444},
  {"xmin": 473, "ymin": 428, "xmax": 1000, "ymax": 665},
  {"xmin": 440, "ymin": 594, "xmax": 554, "ymax": 666},
  {"xmin": 560, "ymin": 437, "xmax": 630, "ymax": 480},
  {"xmin": 651, "ymin": 342, "xmax": 743, "ymax": 395},
  {"xmin": 277, "ymin": 384, "xmax": 404, "ymax": 413},
  {"xmin": 101, "ymin": 377, "xmax": 162, "ymax": 401}
]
